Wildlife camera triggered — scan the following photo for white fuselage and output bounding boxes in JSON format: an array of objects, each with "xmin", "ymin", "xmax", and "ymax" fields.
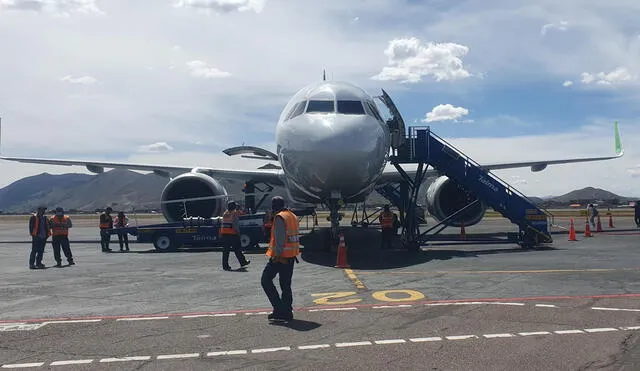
[{"xmin": 275, "ymin": 81, "xmax": 390, "ymax": 205}]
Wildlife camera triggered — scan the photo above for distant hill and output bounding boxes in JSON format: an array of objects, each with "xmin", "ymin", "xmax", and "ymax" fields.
[{"xmin": 0, "ymin": 170, "xmax": 635, "ymax": 214}]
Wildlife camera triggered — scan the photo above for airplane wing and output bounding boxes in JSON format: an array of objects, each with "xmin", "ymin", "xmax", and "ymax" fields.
[
  {"xmin": 379, "ymin": 121, "xmax": 624, "ymax": 183},
  {"xmin": 0, "ymin": 156, "xmax": 285, "ymax": 185}
]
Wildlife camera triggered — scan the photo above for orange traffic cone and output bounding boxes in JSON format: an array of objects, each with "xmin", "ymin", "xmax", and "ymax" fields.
[
  {"xmin": 608, "ymin": 213, "xmax": 615, "ymax": 228},
  {"xmin": 584, "ymin": 218, "xmax": 592, "ymax": 237},
  {"xmin": 335, "ymin": 233, "xmax": 350, "ymax": 268},
  {"xmin": 460, "ymin": 222, "xmax": 466, "ymax": 240},
  {"xmin": 596, "ymin": 215, "xmax": 603, "ymax": 232},
  {"xmin": 568, "ymin": 218, "xmax": 577, "ymax": 241}
]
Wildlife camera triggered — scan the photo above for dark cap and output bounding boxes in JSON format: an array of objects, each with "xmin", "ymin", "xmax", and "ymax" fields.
[
  {"xmin": 37, "ymin": 205, "xmax": 47, "ymax": 210},
  {"xmin": 227, "ymin": 201, "xmax": 237, "ymax": 209},
  {"xmin": 383, "ymin": 204, "xmax": 390, "ymax": 210},
  {"xmin": 105, "ymin": 206, "xmax": 113, "ymax": 211},
  {"xmin": 55, "ymin": 207, "xmax": 64, "ymax": 212}
]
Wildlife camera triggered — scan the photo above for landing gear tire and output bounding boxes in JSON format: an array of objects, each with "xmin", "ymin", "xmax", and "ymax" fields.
[
  {"xmin": 240, "ymin": 234, "xmax": 252, "ymax": 249},
  {"xmin": 153, "ymin": 234, "xmax": 176, "ymax": 252}
]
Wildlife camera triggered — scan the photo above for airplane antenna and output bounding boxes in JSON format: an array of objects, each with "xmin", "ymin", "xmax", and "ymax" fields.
[{"xmin": 323, "ymin": 69, "xmax": 326, "ymax": 81}]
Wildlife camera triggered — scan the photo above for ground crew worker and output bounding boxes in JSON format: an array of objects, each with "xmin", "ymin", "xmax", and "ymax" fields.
[
  {"xmin": 49, "ymin": 207, "xmax": 74, "ymax": 267},
  {"xmin": 587, "ymin": 203, "xmax": 598, "ymax": 228},
  {"xmin": 634, "ymin": 201, "xmax": 640, "ymax": 228},
  {"xmin": 220, "ymin": 201, "xmax": 250, "ymax": 271},
  {"xmin": 261, "ymin": 196, "xmax": 299, "ymax": 321},
  {"xmin": 378, "ymin": 204, "xmax": 396, "ymax": 249},
  {"xmin": 99, "ymin": 207, "xmax": 114, "ymax": 252},
  {"xmin": 28, "ymin": 206, "xmax": 51, "ymax": 269},
  {"xmin": 114, "ymin": 211, "xmax": 130, "ymax": 252}
]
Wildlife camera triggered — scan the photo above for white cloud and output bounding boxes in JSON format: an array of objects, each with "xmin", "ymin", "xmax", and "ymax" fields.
[
  {"xmin": 562, "ymin": 80, "xmax": 573, "ymax": 87},
  {"xmin": 0, "ymin": 0, "xmax": 103, "ymax": 15},
  {"xmin": 422, "ymin": 104, "xmax": 470, "ymax": 123},
  {"xmin": 541, "ymin": 20, "xmax": 569, "ymax": 36},
  {"xmin": 173, "ymin": 0, "xmax": 266, "ymax": 14},
  {"xmin": 372, "ymin": 37, "xmax": 472, "ymax": 83},
  {"xmin": 60, "ymin": 75, "xmax": 97, "ymax": 85},
  {"xmin": 186, "ymin": 60, "xmax": 232, "ymax": 79},
  {"xmin": 580, "ymin": 67, "xmax": 634, "ymax": 85},
  {"xmin": 138, "ymin": 142, "xmax": 174, "ymax": 153}
]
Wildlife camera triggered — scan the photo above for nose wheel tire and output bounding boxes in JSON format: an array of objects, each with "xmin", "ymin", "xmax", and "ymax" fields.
[{"xmin": 153, "ymin": 234, "xmax": 175, "ymax": 252}]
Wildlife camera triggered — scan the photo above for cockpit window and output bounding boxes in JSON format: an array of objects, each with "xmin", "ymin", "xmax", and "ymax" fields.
[
  {"xmin": 365, "ymin": 101, "xmax": 383, "ymax": 121},
  {"xmin": 306, "ymin": 100, "xmax": 335, "ymax": 113},
  {"xmin": 287, "ymin": 101, "xmax": 307, "ymax": 120},
  {"xmin": 337, "ymin": 100, "xmax": 365, "ymax": 115}
]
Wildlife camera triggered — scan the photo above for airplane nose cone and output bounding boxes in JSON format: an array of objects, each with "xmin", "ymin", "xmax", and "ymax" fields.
[{"xmin": 277, "ymin": 114, "xmax": 389, "ymax": 201}]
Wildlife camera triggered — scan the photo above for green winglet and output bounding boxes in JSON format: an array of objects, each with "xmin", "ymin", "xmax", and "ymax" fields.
[{"xmin": 614, "ymin": 121, "xmax": 624, "ymax": 156}]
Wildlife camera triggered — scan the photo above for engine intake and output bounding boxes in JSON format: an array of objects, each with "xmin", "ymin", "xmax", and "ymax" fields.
[
  {"xmin": 160, "ymin": 172, "xmax": 228, "ymax": 222},
  {"xmin": 425, "ymin": 176, "xmax": 486, "ymax": 227}
]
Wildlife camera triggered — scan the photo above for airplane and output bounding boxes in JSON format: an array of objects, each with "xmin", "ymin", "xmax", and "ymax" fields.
[{"xmin": 0, "ymin": 78, "xmax": 624, "ymax": 247}]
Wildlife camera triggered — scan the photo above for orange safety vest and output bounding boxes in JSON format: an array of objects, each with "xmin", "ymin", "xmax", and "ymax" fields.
[
  {"xmin": 31, "ymin": 214, "xmax": 51, "ymax": 238},
  {"xmin": 50, "ymin": 215, "xmax": 71, "ymax": 236},
  {"xmin": 99, "ymin": 214, "xmax": 113, "ymax": 229},
  {"xmin": 379, "ymin": 211, "xmax": 394, "ymax": 230},
  {"xmin": 220, "ymin": 210, "xmax": 240, "ymax": 235},
  {"xmin": 266, "ymin": 210, "xmax": 300, "ymax": 258}
]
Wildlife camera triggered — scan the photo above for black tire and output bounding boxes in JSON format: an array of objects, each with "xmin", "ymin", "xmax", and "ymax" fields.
[
  {"xmin": 153, "ymin": 234, "xmax": 175, "ymax": 252},
  {"xmin": 240, "ymin": 234, "xmax": 252, "ymax": 249}
]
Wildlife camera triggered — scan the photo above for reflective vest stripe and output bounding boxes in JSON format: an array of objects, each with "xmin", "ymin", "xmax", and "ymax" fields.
[
  {"xmin": 31, "ymin": 215, "xmax": 51, "ymax": 237},
  {"xmin": 220, "ymin": 211, "xmax": 239, "ymax": 235}
]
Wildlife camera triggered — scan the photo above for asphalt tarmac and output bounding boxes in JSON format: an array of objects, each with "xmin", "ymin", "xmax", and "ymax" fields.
[{"xmin": 1, "ymin": 216, "xmax": 640, "ymax": 370}]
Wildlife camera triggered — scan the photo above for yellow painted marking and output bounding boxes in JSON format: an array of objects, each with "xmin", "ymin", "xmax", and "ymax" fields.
[
  {"xmin": 344, "ymin": 269, "xmax": 367, "ymax": 290},
  {"xmin": 357, "ymin": 268, "xmax": 640, "ymax": 276},
  {"xmin": 371, "ymin": 289, "xmax": 425, "ymax": 302},
  {"xmin": 311, "ymin": 292, "xmax": 362, "ymax": 305}
]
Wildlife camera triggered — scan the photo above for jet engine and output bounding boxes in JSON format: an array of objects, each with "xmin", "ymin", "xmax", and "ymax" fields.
[
  {"xmin": 425, "ymin": 176, "xmax": 486, "ymax": 227},
  {"xmin": 160, "ymin": 172, "xmax": 228, "ymax": 222}
]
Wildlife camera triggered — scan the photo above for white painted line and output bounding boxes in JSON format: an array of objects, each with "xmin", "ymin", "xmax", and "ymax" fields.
[
  {"xmin": 483, "ymin": 333, "xmax": 514, "ymax": 338},
  {"xmin": 50, "ymin": 359, "xmax": 93, "ymax": 366},
  {"xmin": 99, "ymin": 356, "xmax": 151, "ymax": 362},
  {"xmin": 446, "ymin": 335, "xmax": 478, "ymax": 340},
  {"xmin": 374, "ymin": 339, "xmax": 406, "ymax": 344},
  {"xmin": 251, "ymin": 347, "xmax": 291, "ymax": 354},
  {"xmin": 244, "ymin": 312, "xmax": 270, "ymax": 316},
  {"xmin": 43, "ymin": 319, "xmax": 102, "ymax": 324},
  {"xmin": 335, "ymin": 341, "xmax": 372, "ymax": 347},
  {"xmin": 620, "ymin": 326, "xmax": 640, "ymax": 330},
  {"xmin": 115, "ymin": 317, "xmax": 169, "ymax": 321},
  {"xmin": 535, "ymin": 304, "xmax": 558, "ymax": 308},
  {"xmin": 489, "ymin": 302, "xmax": 526, "ymax": 306},
  {"xmin": 214, "ymin": 313, "xmax": 237, "ymax": 317},
  {"xmin": 518, "ymin": 331, "xmax": 551, "ymax": 336},
  {"xmin": 157, "ymin": 353, "xmax": 200, "ymax": 360},
  {"xmin": 554, "ymin": 330, "xmax": 585, "ymax": 334},
  {"xmin": 298, "ymin": 344, "xmax": 331, "ymax": 350},
  {"xmin": 207, "ymin": 350, "xmax": 247, "ymax": 356},
  {"xmin": 409, "ymin": 337, "xmax": 442, "ymax": 342},
  {"xmin": 372, "ymin": 305, "xmax": 412, "ymax": 309},
  {"xmin": 0, "ymin": 324, "xmax": 44, "ymax": 332},
  {"xmin": 309, "ymin": 307, "xmax": 358, "ymax": 312},
  {"xmin": 592, "ymin": 307, "xmax": 640, "ymax": 312},
  {"xmin": 584, "ymin": 328, "xmax": 618, "ymax": 333},
  {"xmin": 1, "ymin": 363, "xmax": 45, "ymax": 369}
]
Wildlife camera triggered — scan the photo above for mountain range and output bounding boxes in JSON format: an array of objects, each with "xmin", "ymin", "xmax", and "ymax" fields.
[{"xmin": 0, "ymin": 170, "xmax": 636, "ymax": 213}]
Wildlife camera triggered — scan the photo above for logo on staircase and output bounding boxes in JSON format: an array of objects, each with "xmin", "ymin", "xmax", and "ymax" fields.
[{"xmin": 478, "ymin": 175, "xmax": 499, "ymax": 192}]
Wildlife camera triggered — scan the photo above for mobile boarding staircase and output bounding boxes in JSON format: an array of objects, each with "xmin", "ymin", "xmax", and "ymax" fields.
[
  {"xmin": 382, "ymin": 127, "xmax": 554, "ymax": 250},
  {"xmin": 373, "ymin": 90, "xmax": 554, "ymax": 251}
]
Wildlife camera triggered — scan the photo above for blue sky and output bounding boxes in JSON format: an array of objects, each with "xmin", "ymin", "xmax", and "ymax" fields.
[{"xmin": 0, "ymin": 0, "xmax": 639, "ymax": 197}]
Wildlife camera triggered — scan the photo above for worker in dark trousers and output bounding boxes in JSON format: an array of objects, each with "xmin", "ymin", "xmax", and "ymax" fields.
[
  {"xmin": 261, "ymin": 196, "xmax": 300, "ymax": 321},
  {"xmin": 28, "ymin": 206, "xmax": 51, "ymax": 269},
  {"xmin": 99, "ymin": 207, "xmax": 114, "ymax": 252},
  {"xmin": 635, "ymin": 201, "xmax": 640, "ymax": 228},
  {"xmin": 220, "ymin": 201, "xmax": 250, "ymax": 271},
  {"xmin": 114, "ymin": 211, "xmax": 130, "ymax": 252},
  {"xmin": 49, "ymin": 207, "xmax": 74, "ymax": 267},
  {"xmin": 378, "ymin": 205, "xmax": 395, "ymax": 249}
]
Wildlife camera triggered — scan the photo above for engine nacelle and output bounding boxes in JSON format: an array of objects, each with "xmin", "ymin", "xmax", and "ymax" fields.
[
  {"xmin": 160, "ymin": 172, "xmax": 228, "ymax": 222},
  {"xmin": 425, "ymin": 176, "xmax": 486, "ymax": 227}
]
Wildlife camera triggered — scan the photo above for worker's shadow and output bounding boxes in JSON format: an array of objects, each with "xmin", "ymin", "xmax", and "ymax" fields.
[{"xmin": 268, "ymin": 319, "xmax": 321, "ymax": 331}]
